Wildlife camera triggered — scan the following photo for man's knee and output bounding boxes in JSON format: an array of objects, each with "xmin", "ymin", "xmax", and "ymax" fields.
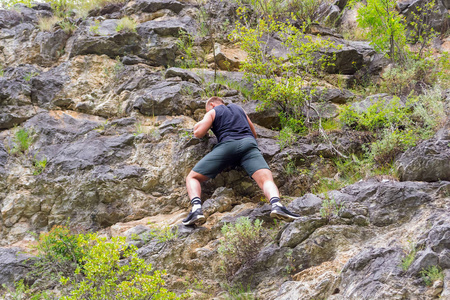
[{"xmin": 186, "ymin": 170, "xmax": 209, "ymax": 183}]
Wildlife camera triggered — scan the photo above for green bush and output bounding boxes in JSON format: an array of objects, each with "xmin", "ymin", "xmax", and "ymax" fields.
[
  {"xmin": 218, "ymin": 217, "xmax": 265, "ymax": 279},
  {"xmin": 9, "ymin": 127, "xmax": 33, "ymax": 155},
  {"xmin": 400, "ymin": 241, "xmax": 418, "ymax": 271},
  {"xmin": 230, "ymin": 11, "xmax": 337, "ymax": 132},
  {"xmin": 115, "ymin": 16, "xmax": 137, "ymax": 33},
  {"xmin": 33, "ymin": 156, "xmax": 48, "ymax": 175},
  {"xmin": 420, "ymin": 265, "xmax": 444, "ymax": 286},
  {"xmin": 319, "ymin": 195, "xmax": 342, "ymax": 221},
  {"xmin": 26, "ymin": 225, "xmax": 185, "ymax": 299},
  {"xmin": 351, "ymin": 0, "xmax": 406, "ymax": 61}
]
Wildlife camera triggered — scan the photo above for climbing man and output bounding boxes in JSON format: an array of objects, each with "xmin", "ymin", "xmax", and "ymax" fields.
[{"xmin": 182, "ymin": 96, "xmax": 300, "ymax": 226}]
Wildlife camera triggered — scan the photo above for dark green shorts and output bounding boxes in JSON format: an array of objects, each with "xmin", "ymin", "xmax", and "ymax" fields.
[{"xmin": 193, "ymin": 137, "xmax": 270, "ymax": 179}]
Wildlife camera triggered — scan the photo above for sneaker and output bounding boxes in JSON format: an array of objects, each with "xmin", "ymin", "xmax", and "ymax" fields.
[
  {"xmin": 182, "ymin": 208, "xmax": 206, "ymax": 226},
  {"xmin": 270, "ymin": 206, "xmax": 300, "ymax": 222}
]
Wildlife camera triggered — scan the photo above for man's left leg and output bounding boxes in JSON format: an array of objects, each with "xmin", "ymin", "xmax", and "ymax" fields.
[{"xmin": 252, "ymin": 169, "xmax": 300, "ymax": 221}]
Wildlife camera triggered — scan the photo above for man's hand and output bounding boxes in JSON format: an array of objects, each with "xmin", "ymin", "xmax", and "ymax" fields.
[{"xmin": 193, "ymin": 110, "xmax": 216, "ymax": 138}]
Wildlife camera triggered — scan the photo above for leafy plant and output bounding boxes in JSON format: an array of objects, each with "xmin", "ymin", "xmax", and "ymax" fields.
[
  {"xmin": 37, "ymin": 16, "xmax": 62, "ymax": 32},
  {"xmin": 33, "ymin": 156, "xmax": 48, "ymax": 175},
  {"xmin": 407, "ymin": 0, "xmax": 439, "ymax": 58},
  {"xmin": 9, "ymin": 127, "xmax": 33, "ymax": 155},
  {"xmin": 420, "ymin": 265, "xmax": 444, "ymax": 286},
  {"xmin": 26, "ymin": 225, "xmax": 186, "ymax": 299},
  {"xmin": 351, "ymin": 0, "xmax": 407, "ymax": 61},
  {"xmin": 218, "ymin": 217, "xmax": 265, "ymax": 279},
  {"xmin": 176, "ymin": 30, "xmax": 197, "ymax": 69},
  {"xmin": 319, "ymin": 195, "xmax": 342, "ymax": 220},
  {"xmin": 24, "ymin": 72, "xmax": 39, "ymax": 81},
  {"xmin": 146, "ymin": 223, "xmax": 179, "ymax": 243},
  {"xmin": 230, "ymin": 10, "xmax": 338, "ymax": 133},
  {"xmin": 277, "ymin": 126, "xmax": 296, "ymax": 150},
  {"xmin": 59, "ymin": 19, "xmax": 77, "ymax": 34},
  {"xmin": 401, "ymin": 241, "xmax": 418, "ymax": 271},
  {"xmin": 115, "ymin": 16, "xmax": 137, "ymax": 33},
  {"xmin": 90, "ymin": 20, "xmax": 101, "ymax": 35}
]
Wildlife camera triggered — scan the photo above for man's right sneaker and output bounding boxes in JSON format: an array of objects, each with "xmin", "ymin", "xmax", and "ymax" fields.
[
  {"xmin": 270, "ymin": 206, "xmax": 300, "ymax": 222},
  {"xmin": 182, "ymin": 208, "xmax": 206, "ymax": 226}
]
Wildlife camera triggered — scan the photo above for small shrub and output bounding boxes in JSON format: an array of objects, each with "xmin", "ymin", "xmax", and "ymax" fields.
[
  {"xmin": 33, "ymin": 156, "xmax": 48, "ymax": 175},
  {"xmin": 420, "ymin": 265, "xmax": 444, "ymax": 286},
  {"xmin": 37, "ymin": 16, "xmax": 62, "ymax": 32},
  {"xmin": 116, "ymin": 16, "xmax": 137, "ymax": 33},
  {"xmin": 146, "ymin": 223, "xmax": 179, "ymax": 243},
  {"xmin": 59, "ymin": 19, "xmax": 77, "ymax": 34},
  {"xmin": 176, "ymin": 30, "xmax": 197, "ymax": 69},
  {"xmin": 218, "ymin": 217, "xmax": 265, "ymax": 279},
  {"xmin": 60, "ymin": 235, "xmax": 182, "ymax": 300},
  {"xmin": 9, "ymin": 127, "xmax": 33, "ymax": 155},
  {"xmin": 277, "ymin": 126, "xmax": 296, "ymax": 150},
  {"xmin": 319, "ymin": 195, "xmax": 342, "ymax": 220},
  {"xmin": 90, "ymin": 20, "xmax": 101, "ymax": 35},
  {"xmin": 24, "ymin": 72, "xmax": 39, "ymax": 81},
  {"xmin": 401, "ymin": 241, "xmax": 418, "ymax": 271}
]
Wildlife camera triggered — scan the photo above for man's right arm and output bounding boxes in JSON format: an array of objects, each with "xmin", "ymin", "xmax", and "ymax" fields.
[{"xmin": 193, "ymin": 110, "xmax": 215, "ymax": 138}]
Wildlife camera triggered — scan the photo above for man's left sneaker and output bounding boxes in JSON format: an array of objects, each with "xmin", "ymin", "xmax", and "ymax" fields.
[
  {"xmin": 270, "ymin": 206, "xmax": 300, "ymax": 222},
  {"xmin": 182, "ymin": 208, "xmax": 206, "ymax": 226}
]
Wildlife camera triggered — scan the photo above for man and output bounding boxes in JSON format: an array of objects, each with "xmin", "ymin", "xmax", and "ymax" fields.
[{"xmin": 182, "ymin": 97, "xmax": 300, "ymax": 226}]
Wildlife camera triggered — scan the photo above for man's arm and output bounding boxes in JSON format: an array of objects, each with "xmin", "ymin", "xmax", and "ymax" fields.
[
  {"xmin": 246, "ymin": 115, "xmax": 257, "ymax": 139},
  {"xmin": 193, "ymin": 110, "xmax": 216, "ymax": 138}
]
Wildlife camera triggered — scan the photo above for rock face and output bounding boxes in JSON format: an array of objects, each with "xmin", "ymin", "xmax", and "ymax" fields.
[
  {"xmin": 0, "ymin": 248, "xmax": 33, "ymax": 287},
  {"xmin": 1, "ymin": 0, "xmax": 449, "ymax": 299},
  {"xmin": 396, "ymin": 137, "xmax": 450, "ymax": 182}
]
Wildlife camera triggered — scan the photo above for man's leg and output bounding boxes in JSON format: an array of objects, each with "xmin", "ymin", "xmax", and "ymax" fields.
[
  {"xmin": 251, "ymin": 169, "xmax": 280, "ymax": 200},
  {"xmin": 252, "ymin": 169, "xmax": 300, "ymax": 221},
  {"xmin": 182, "ymin": 170, "xmax": 209, "ymax": 226},
  {"xmin": 186, "ymin": 170, "xmax": 209, "ymax": 199}
]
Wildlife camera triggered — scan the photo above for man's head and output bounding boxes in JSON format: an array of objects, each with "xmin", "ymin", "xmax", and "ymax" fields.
[{"xmin": 206, "ymin": 97, "xmax": 224, "ymax": 112}]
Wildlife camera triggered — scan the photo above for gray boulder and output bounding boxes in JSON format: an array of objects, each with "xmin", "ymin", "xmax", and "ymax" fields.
[
  {"xmin": 0, "ymin": 247, "xmax": 33, "ymax": 287},
  {"xmin": 0, "ymin": 9, "xmax": 23, "ymax": 29},
  {"xmin": 136, "ymin": 16, "xmax": 195, "ymax": 37},
  {"xmin": 396, "ymin": 138, "xmax": 450, "ymax": 182},
  {"xmin": 123, "ymin": 0, "xmax": 186, "ymax": 14},
  {"xmin": 165, "ymin": 67, "xmax": 202, "ymax": 84},
  {"xmin": 34, "ymin": 29, "xmax": 70, "ymax": 66},
  {"xmin": 68, "ymin": 20, "xmax": 142, "ymax": 58},
  {"xmin": 279, "ymin": 217, "xmax": 328, "ymax": 248},
  {"xmin": 339, "ymin": 247, "xmax": 405, "ymax": 299},
  {"xmin": 31, "ymin": 64, "xmax": 69, "ymax": 109},
  {"xmin": 132, "ymin": 81, "xmax": 202, "ymax": 116}
]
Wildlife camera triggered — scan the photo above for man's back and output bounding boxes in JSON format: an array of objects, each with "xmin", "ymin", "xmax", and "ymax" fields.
[{"xmin": 211, "ymin": 103, "xmax": 254, "ymax": 143}]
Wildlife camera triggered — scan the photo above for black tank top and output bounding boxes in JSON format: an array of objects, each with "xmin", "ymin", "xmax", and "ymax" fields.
[{"xmin": 212, "ymin": 104, "xmax": 254, "ymax": 143}]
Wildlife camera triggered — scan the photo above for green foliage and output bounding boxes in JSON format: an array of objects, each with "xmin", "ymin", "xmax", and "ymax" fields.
[
  {"xmin": 33, "ymin": 156, "xmax": 48, "ymax": 175},
  {"xmin": 26, "ymin": 225, "xmax": 184, "ymax": 299},
  {"xmin": 401, "ymin": 241, "xmax": 418, "ymax": 271},
  {"xmin": 24, "ymin": 72, "xmax": 38, "ymax": 81},
  {"xmin": 90, "ymin": 20, "xmax": 101, "ymax": 35},
  {"xmin": 230, "ymin": 10, "xmax": 337, "ymax": 133},
  {"xmin": 340, "ymin": 96, "xmax": 407, "ymax": 131},
  {"xmin": 407, "ymin": 0, "xmax": 439, "ymax": 58},
  {"xmin": 352, "ymin": 0, "xmax": 406, "ymax": 61},
  {"xmin": 0, "ymin": 65, "xmax": 4, "ymax": 77},
  {"xmin": 341, "ymin": 86, "xmax": 445, "ymax": 166},
  {"xmin": 115, "ymin": 16, "xmax": 137, "ymax": 33},
  {"xmin": 218, "ymin": 217, "xmax": 265, "ymax": 279},
  {"xmin": 222, "ymin": 283, "xmax": 255, "ymax": 300},
  {"xmin": 59, "ymin": 19, "xmax": 77, "ymax": 34},
  {"xmin": 232, "ymin": 0, "xmax": 329, "ymax": 24},
  {"xmin": 145, "ymin": 223, "xmax": 179, "ymax": 243},
  {"xmin": 60, "ymin": 235, "xmax": 181, "ymax": 300},
  {"xmin": 319, "ymin": 195, "xmax": 342, "ymax": 220},
  {"xmin": 277, "ymin": 126, "xmax": 296, "ymax": 150},
  {"xmin": 9, "ymin": 127, "xmax": 33, "ymax": 155},
  {"xmin": 176, "ymin": 30, "xmax": 197, "ymax": 69},
  {"xmin": 420, "ymin": 265, "xmax": 444, "ymax": 286}
]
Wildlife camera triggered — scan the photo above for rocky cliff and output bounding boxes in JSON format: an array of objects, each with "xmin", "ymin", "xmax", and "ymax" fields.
[{"xmin": 0, "ymin": 0, "xmax": 449, "ymax": 299}]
